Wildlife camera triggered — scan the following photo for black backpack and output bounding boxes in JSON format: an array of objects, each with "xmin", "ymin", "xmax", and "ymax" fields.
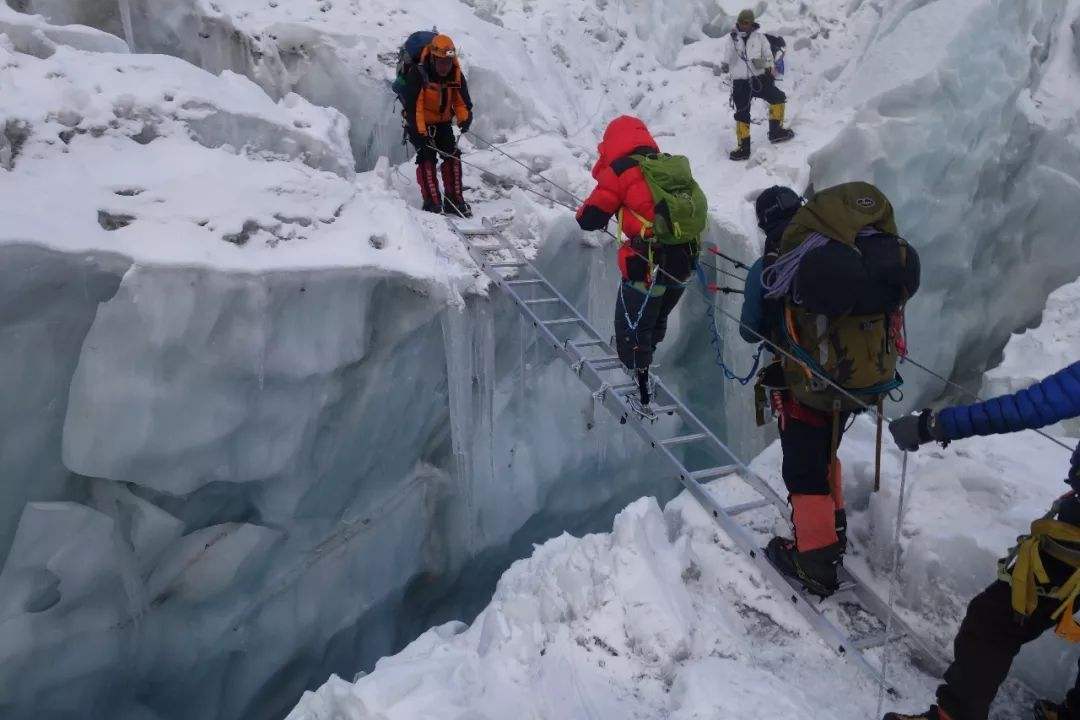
[{"xmin": 765, "ymin": 34, "xmax": 786, "ymax": 75}]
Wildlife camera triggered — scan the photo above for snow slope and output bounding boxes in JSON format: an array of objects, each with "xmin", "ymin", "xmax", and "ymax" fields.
[{"xmin": 289, "ymin": 414, "xmax": 1077, "ymax": 720}]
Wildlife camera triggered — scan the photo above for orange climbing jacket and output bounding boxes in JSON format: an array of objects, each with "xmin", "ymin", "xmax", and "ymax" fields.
[{"xmin": 407, "ymin": 35, "xmax": 472, "ymax": 136}]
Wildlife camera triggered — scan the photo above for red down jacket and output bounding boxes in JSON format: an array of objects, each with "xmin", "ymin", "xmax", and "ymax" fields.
[{"xmin": 576, "ymin": 116, "xmax": 660, "ymax": 280}]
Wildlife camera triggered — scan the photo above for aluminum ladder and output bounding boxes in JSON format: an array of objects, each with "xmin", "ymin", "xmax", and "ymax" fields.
[{"xmin": 450, "ymin": 218, "xmax": 947, "ymax": 687}]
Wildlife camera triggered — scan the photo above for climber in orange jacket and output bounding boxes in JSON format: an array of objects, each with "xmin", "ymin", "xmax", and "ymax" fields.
[{"xmin": 401, "ymin": 34, "xmax": 473, "ymax": 217}]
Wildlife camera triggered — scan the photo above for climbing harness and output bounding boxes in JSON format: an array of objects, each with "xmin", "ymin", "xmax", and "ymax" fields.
[{"xmin": 996, "ymin": 493, "xmax": 1080, "ymax": 642}]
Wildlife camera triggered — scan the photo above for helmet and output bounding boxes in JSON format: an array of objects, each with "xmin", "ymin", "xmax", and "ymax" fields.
[
  {"xmin": 755, "ymin": 186, "xmax": 802, "ymax": 229},
  {"xmin": 429, "ymin": 34, "xmax": 457, "ymax": 59}
]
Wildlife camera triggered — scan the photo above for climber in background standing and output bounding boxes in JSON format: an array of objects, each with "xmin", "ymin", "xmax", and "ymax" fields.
[
  {"xmin": 398, "ymin": 33, "xmax": 473, "ymax": 217},
  {"xmin": 721, "ymin": 9, "xmax": 794, "ymax": 161}
]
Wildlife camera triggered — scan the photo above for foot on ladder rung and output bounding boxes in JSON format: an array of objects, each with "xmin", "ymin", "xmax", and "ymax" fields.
[
  {"xmin": 721, "ymin": 498, "xmax": 771, "ymax": 516},
  {"xmin": 524, "ymin": 297, "xmax": 561, "ymax": 305},
  {"xmin": 661, "ymin": 433, "xmax": 707, "ymax": 447},
  {"xmin": 690, "ymin": 465, "xmax": 739, "ymax": 482},
  {"xmin": 543, "ymin": 318, "xmax": 583, "ymax": 327}
]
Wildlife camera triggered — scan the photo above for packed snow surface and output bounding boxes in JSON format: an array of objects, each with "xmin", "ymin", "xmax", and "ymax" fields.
[{"xmin": 1, "ymin": 0, "xmax": 1079, "ymax": 718}]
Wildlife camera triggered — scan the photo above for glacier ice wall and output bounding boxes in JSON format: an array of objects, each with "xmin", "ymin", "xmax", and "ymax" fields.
[
  {"xmin": 0, "ymin": 224, "xmax": 717, "ymax": 720},
  {"xmin": 811, "ymin": 0, "xmax": 1080, "ymax": 404}
]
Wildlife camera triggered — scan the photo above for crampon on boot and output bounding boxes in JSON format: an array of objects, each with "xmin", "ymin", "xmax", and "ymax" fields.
[
  {"xmin": 768, "ymin": 119, "xmax": 795, "ymax": 143},
  {"xmin": 764, "ymin": 537, "xmax": 842, "ymax": 598},
  {"xmin": 626, "ymin": 368, "xmax": 656, "ymax": 420},
  {"xmin": 729, "ymin": 137, "xmax": 751, "ymax": 162},
  {"xmin": 1034, "ymin": 700, "xmax": 1070, "ymax": 720},
  {"xmin": 882, "ymin": 706, "xmax": 951, "ymax": 720},
  {"xmin": 441, "ymin": 156, "xmax": 472, "ymax": 217},
  {"xmin": 416, "ymin": 162, "xmax": 442, "ymax": 214}
]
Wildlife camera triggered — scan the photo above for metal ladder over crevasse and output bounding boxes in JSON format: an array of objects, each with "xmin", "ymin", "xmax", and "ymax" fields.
[{"xmin": 450, "ymin": 219, "xmax": 947, "ymax": 687}]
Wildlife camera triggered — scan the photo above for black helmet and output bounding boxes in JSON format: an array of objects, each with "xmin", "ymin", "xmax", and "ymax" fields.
[{"xmin": 755, "ymin": 186, "xmax": 802, "ymax": 230}]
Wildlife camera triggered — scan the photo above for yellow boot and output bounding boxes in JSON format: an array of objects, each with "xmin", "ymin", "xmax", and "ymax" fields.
[
  {"xmin": 768, "ymin": 104, "xmax": 795, "ymax": 143},
  {"xmin": 729, "ymin": 121, "xmax": 751, "ymax": 161}
]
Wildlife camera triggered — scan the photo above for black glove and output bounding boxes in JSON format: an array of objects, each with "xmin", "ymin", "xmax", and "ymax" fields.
[
  {"xmin": 459, "ymin": 116, "xmax": 472, "ymax": 134},
  {"xmin": 888, "ymin": 409, "xmax": 939, "ymax": 452},
  {"xmin": 1068, "ymin": 448, "xmax": 1080, "ymax": 493}
]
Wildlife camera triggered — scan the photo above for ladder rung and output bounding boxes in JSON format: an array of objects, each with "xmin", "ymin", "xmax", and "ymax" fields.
[
  {"xmin": 690, "ymin": 465, "xmax": 738, "ymax": 482},
  {"xmin": 587, "ymin": 355, "xmax": 620, "ymax": 364},
  {"xmin": 488, "ymin": 261, "xmax": 525, "ymax": 269},
  {"xmin": 651, "ymin": 404, "xmax": 678, "ymax": 415},
  {"xmin": 543, "ymin": 318, "xmax": 583, "ymax": 326},
  {"xmin": 461, "ymin": 228, "xmax": 501, "ymax": 237},
  {"xmin": 722, "ymin": 498, "xmax": 771, "ymax": 516},
  {"xmin": 524, "ymin": 297, "xmax": 561, "ymax": 305},
  {"xmin": 571, "ymin": 340, "xmax": 608, "ymax": 348},
  {"xmin": 507, "ymin": 279, "xmax": 545, "ymax": 286},
  {"xmin": 852, "ymin": 632, "xmax": 904, "ymax": 651},
  {"xmin": 661, "ymin": 433, "xmax": 707, "ymax": 447},
  {"xmin": 611, "ymin": 381, "xmax": 637, "ymax": 392}
]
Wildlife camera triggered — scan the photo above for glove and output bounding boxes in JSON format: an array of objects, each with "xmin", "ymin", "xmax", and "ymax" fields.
[
  {"xmin": 459, "ymin": 116, "xmax": 472, "ymax": 134},
  {"xmin": 720, "ymin": 62, "xmax": 730, "ymax": 74},
  {"xmin": 888, "ymin": 409, "xmax": 940, "ymax": 452}
]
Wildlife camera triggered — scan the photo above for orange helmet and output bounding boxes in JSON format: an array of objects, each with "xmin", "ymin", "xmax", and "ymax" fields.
[{"xmin": 429, "ymin": 34, "xmax": 457, "ymax": 59}]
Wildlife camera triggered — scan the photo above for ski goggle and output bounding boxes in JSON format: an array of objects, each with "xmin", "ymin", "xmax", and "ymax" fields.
[{"xmin": 431, "ymin": 47, "xmax": 456, "ymax": 59}]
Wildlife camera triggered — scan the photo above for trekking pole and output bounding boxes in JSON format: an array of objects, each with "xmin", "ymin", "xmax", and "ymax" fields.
[
  {"xmin": 876, "ymin": 451, "xmax": 911, "ymax": 715},
  {"xmin": 707, "ymin": 246, "xmax": 752, "ymax": 272},
  {"xmin": 874, "ymin": 398, "xmax": 885, "ymax": 492}
]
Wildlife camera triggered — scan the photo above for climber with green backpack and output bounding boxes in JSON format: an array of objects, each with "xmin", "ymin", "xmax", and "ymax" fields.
[
  {"xmin": 739, "ymin": 182, "xmax": 921, "ymax": 596},
  {"xmin": 576, "ymin": 116, "xmax": 709, "ymax": 416}
]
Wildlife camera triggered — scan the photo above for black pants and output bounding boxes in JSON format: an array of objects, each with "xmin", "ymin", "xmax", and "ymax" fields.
[
  {"xmin": 613, "ymin": 244, "xmax": 695, "ymax": 370},
  {"xmin": 614, "ymin": 283, "xmax": 686, "ymax": 370},
  {"xmin": 778, "ymin": 409, "xmax": 845, "ymax": 496},
  {"xmin": 409, "ymin": 122, "xmax": 457, "ymax": 164},
  {"xmin": 940, "ymin": 581, "xmax": 1080, "ymax": 719},
  {"xmin": 732, "ymin": 74, "xmax": 786, "ymax": 123}
]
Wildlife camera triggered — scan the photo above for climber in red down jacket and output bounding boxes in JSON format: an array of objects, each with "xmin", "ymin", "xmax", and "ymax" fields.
[{"xmin": 575, "ymin": 116, "xmax": 698, "ymax": 413}]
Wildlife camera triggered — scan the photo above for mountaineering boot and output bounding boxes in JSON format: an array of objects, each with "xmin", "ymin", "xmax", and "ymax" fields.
[
  {"xmin": 441, "ymin": 156, "xmax": 472, "ymax": 218},
  {"xmin": 625, "ymin": 368, "xmax": 656, "ymax": 420},
  {"xmin": 729, "ymin": 121, "xmax": 751, "ymax": 161},
  {"xmin": 765, "ymin": 537, "xmax": 843, "ymax": 598},
  {"xmin": 768, "ymin": 104, "xmax": 795, "ymax": 143},
  {"xmin": 1034, "ymin": 700, "xmax": 1070, "ymax": 720},
  {"xmin": 882, "ymin": 707, "xmax": 951, "ymax": 720},
  {"xmin": 416, "ymin": 162, "xmax": 442, "ymax": 214}
]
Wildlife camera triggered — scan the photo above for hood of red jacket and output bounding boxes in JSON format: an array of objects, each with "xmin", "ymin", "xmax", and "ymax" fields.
[{"xmin": 592, "ymin": 115, "xmax": 659, "ymax": 180}]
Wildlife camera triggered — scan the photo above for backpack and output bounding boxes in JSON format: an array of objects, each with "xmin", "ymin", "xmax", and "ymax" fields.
[
  {"xmin": 765, "ymin": 34, "xmax": 786, "ymax": 75},
  {"xmin": 630, "ymin": 153, "xmax": 709, "ymax": 246},
  {"xmin": 391, "ymin": 30, "xmax": 438, "ymax": 102},
  {"xmin": 771, "ymin": 182, "xmax": 920, "ymax": 413}
]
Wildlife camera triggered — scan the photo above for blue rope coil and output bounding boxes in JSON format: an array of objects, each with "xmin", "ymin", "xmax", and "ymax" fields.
[{"xmin": 694, "ymin": 263, "xmax": 762, "ymax": 385}]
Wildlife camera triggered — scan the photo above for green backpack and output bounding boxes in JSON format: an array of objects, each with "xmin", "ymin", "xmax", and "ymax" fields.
[
  {"xmin": 632, "ymin": 153, "xmax": 709, "ymax": 245},
  {"xmin": 777, "ymin": 182, "xmax": 913, "ymax": 413}
]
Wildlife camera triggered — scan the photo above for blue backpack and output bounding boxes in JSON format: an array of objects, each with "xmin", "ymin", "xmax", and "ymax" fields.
[{"xmin": 391, "ymin": 31, "xmax": 438, "ymax": 102}]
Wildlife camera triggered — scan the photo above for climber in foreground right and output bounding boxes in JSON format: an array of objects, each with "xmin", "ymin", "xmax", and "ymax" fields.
[
  {"xmin": 883, "ymin": 362, "xmax": 1080, "ymax": 720},
  {"xmin": 721, "ymin": 9, "xmax": 794, "ymax": 161},
  {"xmin": 740, "ymin": 182, "xmax": 920, "ymax": 597}
]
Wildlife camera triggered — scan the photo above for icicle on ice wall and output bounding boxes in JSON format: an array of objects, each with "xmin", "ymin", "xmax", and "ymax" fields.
[{"xmin": 117, "ymin": 0, "xmax": 134, "ymax": 50}]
